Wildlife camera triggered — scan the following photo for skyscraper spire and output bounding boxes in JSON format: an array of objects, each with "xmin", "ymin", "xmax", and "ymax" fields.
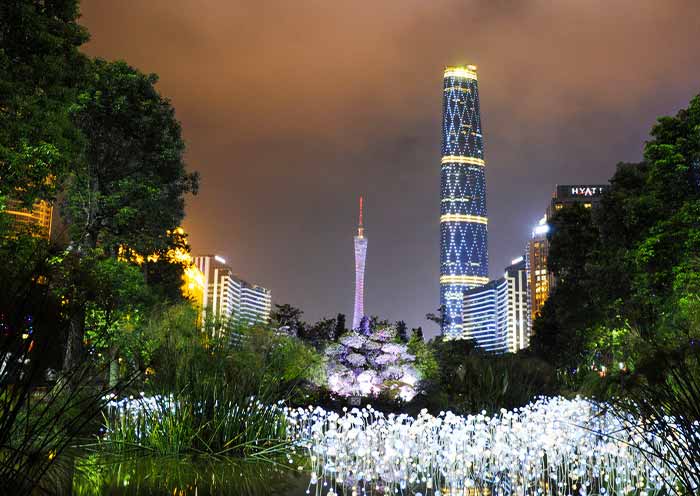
[
  {"xmin": 353, "ymin": 196, "xmax": 368, "ymax": 330},
  {"xmin": 357, "ymin": 195, "xmax": 364, "ymax": 237}
]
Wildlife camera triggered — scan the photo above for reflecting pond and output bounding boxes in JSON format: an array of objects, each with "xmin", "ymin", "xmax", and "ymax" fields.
[{"xmin": 72, "ymin": 455, "xmax": 311, "ymax": 495}]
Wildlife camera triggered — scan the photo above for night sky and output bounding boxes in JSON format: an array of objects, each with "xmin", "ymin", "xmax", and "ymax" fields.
[{"xmin": 80, "ymin": 0, "xmax": 700, "ymax": 335}]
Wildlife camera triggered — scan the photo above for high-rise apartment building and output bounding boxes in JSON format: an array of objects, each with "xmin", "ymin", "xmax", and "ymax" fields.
[
  {"xmin": 440, "ymin": 65, "xmax": 489, "ymax": 338},
  {"xmin": 462, "ymin": 278, "xmax": 508, "ymax": 353},
  {"xmin": 240, "ymin": 282, "xmax": 272, "ymax": 326},
  {"xmin": 527, "ymin": 184, "xmax": 607, "ymax": 324},
  {"xmin": 461, "ymin": 257, "xmax": 530, "ymax": 354},
  {"xmin": 504, "ymin": 257, "xmax": 529, "ymax": 352},
  {"xmin": 352, "ymin": 197, "xmax": 367, "ymax": 330},
  {"xmin": 2, "ymin": 199, "xmax": 53, "ymax": 240},
  {"xmin": 527, "ymin": 217, "xmax": 553, "ymax": 325},
  {"xmin": 193, "ymin": 255, "xmax": 271, "ymax": 327}
]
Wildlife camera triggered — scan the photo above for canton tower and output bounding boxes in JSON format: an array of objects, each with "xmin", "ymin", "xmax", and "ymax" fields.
[
  {"xmin": 352, "ymin": 196, "xmax": 367, "ymax": 330},
  {"xmin": 439, "ymin": 65, "xmax": 489, "ymax": 338}
]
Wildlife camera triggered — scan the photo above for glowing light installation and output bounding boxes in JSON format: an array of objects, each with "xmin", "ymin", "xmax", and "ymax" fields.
[
  {"xmin": 440, "ymin": 65, "xmax": 489, "ymax": 337},
  {"xmin": 352, "ymin": 196, "xmax": 367, "ymax": 330},
  {"xmin": 325, "ymin": 325, "xmax": 418, "ymax": 400},
  {"xmin": 287, "ymin": 397, "xmax": 677, "ymax": 496}
]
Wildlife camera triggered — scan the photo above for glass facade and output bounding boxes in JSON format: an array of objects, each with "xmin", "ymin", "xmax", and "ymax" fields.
[
  {"xmin": 462, "ymin": 278, "xmax": 508, "ymax": 353},
  {"xmin": 240, "ymin": 282, "xmax": 272, "ymax": 325},
  {"xmin": 440, "ymin": 65, "xmax": 489, "ymax": 338},
  {"xmin": 194, "ymin": 255, "xmax": 271, "ymax": 327},
  {"xmin": 461, "ymin": 259, "xmax": 528, "ymax": 354}
]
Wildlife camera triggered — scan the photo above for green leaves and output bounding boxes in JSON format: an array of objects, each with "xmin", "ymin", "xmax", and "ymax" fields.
[
  {"xmin": 65, "ymin": 59, "xmax": 198, "ymax": 254},
  {"xmin": 533, "ymin": 93, "xmax": 700, "ymax": 387},
  {"xmin": 0, "ymin": 0, "xmax": 88, "ymax": 203}
]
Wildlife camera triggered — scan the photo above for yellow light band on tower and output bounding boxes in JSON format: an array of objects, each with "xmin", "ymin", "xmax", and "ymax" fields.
[
  {"xmin": 441, "ymin": 155, "xmax": 485, "ymax": 167},
  {"xmin": 440, "ymin": 275, "xmax": 490, "ymax": 285},
  {"xmin": 443, "ymin": 86, "xmax": 471, "ymax": 93},
  {"xmin": 440, "ymin": 214, "xmax": 488, "ymax": 225},
  {"xmin": 443, "ymin": 66, "xmax": 478, "ymax": 80}
]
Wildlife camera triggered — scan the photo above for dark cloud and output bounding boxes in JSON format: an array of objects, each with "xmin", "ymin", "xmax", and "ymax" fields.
[{"xmin": 80, "ymin": 0, "xmax": 700, "ymax": 335}]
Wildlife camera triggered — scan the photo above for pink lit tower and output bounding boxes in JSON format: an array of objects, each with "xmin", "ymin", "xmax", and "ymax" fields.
[{"xmin": 352, "ymin": 196, "xmax": 368, "ymax": 330}]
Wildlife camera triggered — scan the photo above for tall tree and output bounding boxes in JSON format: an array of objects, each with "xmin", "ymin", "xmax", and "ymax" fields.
[
  {"xmin": 61, "ymin": 59, "xmax": 198, "ymax": 370},
  {"xmin": 530, "ymin": 204, "xmax": 602, "ymax": 368},
  {"xmin": 301, "ymin": 317, "xmax": 336, "ymax": 347},
  {"xmin": 271, "ymin": 303, "xmax": 305, "ymax": 335},
  {"xmin": 533, "ymin": 94, "xmax": 700, "ymax": 374},
  {"xmin": 0, "ymin": 0, "xmax": 88, "ymax": 206},
  {"xmin": 411, "ymin": 326, "xmax": 424, "ymax": 341},
  {"xmin": 426, "ymin": 306, "xmax": 446, "ymax": 328},
  {"xmin": 66, "ymin": 59, "xmax": 198, "ymax": 255},
  {"xmin": 395, "ymin": 320, "xmax": 408, "ymax": 342},
  {"xmin": 334, "ymin": 313, "xmax": 346, "ymax": 341}
]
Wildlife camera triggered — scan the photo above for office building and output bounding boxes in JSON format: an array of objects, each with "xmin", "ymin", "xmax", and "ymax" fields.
[
  {"xmin": 440, "ymin": 65, "xmax": 489, "ymax": 338},
  {"xmin": 527, "ymin": 217, "xmax": 553, "ymax": 325},
  {"xmin": 193, "ymin": 255, "xmax": 271, "ymax": 327},
  {"xmin": 240, "ymin": 282, "xmax": 272, "ymax": 326},
  {"xmin": 504, "ymin": 257, "xmax": 529, "ymax": 352},
  {"xmin": 461, "ymin": 257, "xmax": 530, "ymax": 353},
  {"xmin": 462, "ymin": 278, "xmax": 508, "ymax": 353},
  {"xmin": 547, "ymin": 185, "xmax": 607, "ymax": 219}
]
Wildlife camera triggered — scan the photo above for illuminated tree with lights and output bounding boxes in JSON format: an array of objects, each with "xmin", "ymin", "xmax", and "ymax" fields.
[{"xmin": 325, "ymin": 324, "xmax": 418, "ymax": 400}]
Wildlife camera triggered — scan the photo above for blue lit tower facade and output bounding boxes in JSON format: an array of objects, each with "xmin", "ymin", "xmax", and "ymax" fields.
[
  {"xmin": 440, "ymin": 65, "xmax": 489, "ymax": 338},
  {"xmin": 352, "ymin": 196, "xmax": 367, "ymax": 330}
]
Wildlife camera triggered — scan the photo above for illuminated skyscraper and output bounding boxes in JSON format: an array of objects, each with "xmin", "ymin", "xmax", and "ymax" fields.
[
  {"xmin": 526, "ymin": 217, "xmax": 553, "ymax": 326},
  {"xmin": 440, "ymin": 65, "xmax": 489, "ymax": 337},
  {"xmin": 352, "ymin": 196, "xmax": 367, "ymax": 330}
]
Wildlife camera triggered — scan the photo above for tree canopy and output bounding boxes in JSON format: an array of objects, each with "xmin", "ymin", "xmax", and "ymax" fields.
[
  {"xmin": 66, "ymin": 59, "xmax": 199, "ymax": 254},
  {"xmin": 532, "ymin": 94, "xmax": 700, "ymax": 376},
  {"xmin": 0, "ymin": 0, "xmax": 88, "ymax": 205}
]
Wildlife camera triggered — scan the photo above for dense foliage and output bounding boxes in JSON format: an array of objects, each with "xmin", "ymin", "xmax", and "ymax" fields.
[
  {"xmin": 532, "ymin": 95, "xmax": 700, "ymax": 383},
  {"xmin": 2, "ymin": 0, "xmax": 699, "ymax": 492},
  {"xmin": 96, "ymin": 321, "xmax": 322, "ymax": 457},
  {"xmin": 0, "ymin": 0, "xmax": 88, "ymax": 205}
]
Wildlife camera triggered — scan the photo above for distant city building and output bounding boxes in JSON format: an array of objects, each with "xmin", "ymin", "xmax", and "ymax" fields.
[
  {"xmin": 2, "ymin": 199, "xmax": 53, "ymax": 240},
  {"xmin": 462, "ymin": 278, "xmax": 508, "ymax": 353},
  {"xmin": 527, "ymin": 184, "xmax": 607, "ymax": 324},
  {"xmin": 352, "ymin": 196, "xmax": 367, "ymax": 330},
  {"xmin": 461, "ymin": 257, "xmax": 530, "ymax": 353},
  {"xmin": 526, "ymin": 217, "xmax": 553, "ymax": 325},
  {"xmin": 240, "ymin": 281, "xmax": 272, "ymax": 326},
  {"xmin": 504, "ymin": 257, "xmax": 530, "ymax": 352},
  {"xmin": 546, "ymin": 185, "xmax": 607, "ymax": 220},
  {"xmin": 440, "ymin": 65, "xmax": 489, "ymax": 338},
  {"xmin": 193, "ymin": 255, "xmax": 271, "ymax": 327}
]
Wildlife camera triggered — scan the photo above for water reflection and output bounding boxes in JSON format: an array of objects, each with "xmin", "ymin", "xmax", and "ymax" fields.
[{"xmin": 73, "ymin": 455, "xmax": 310, "ymax": 495}]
